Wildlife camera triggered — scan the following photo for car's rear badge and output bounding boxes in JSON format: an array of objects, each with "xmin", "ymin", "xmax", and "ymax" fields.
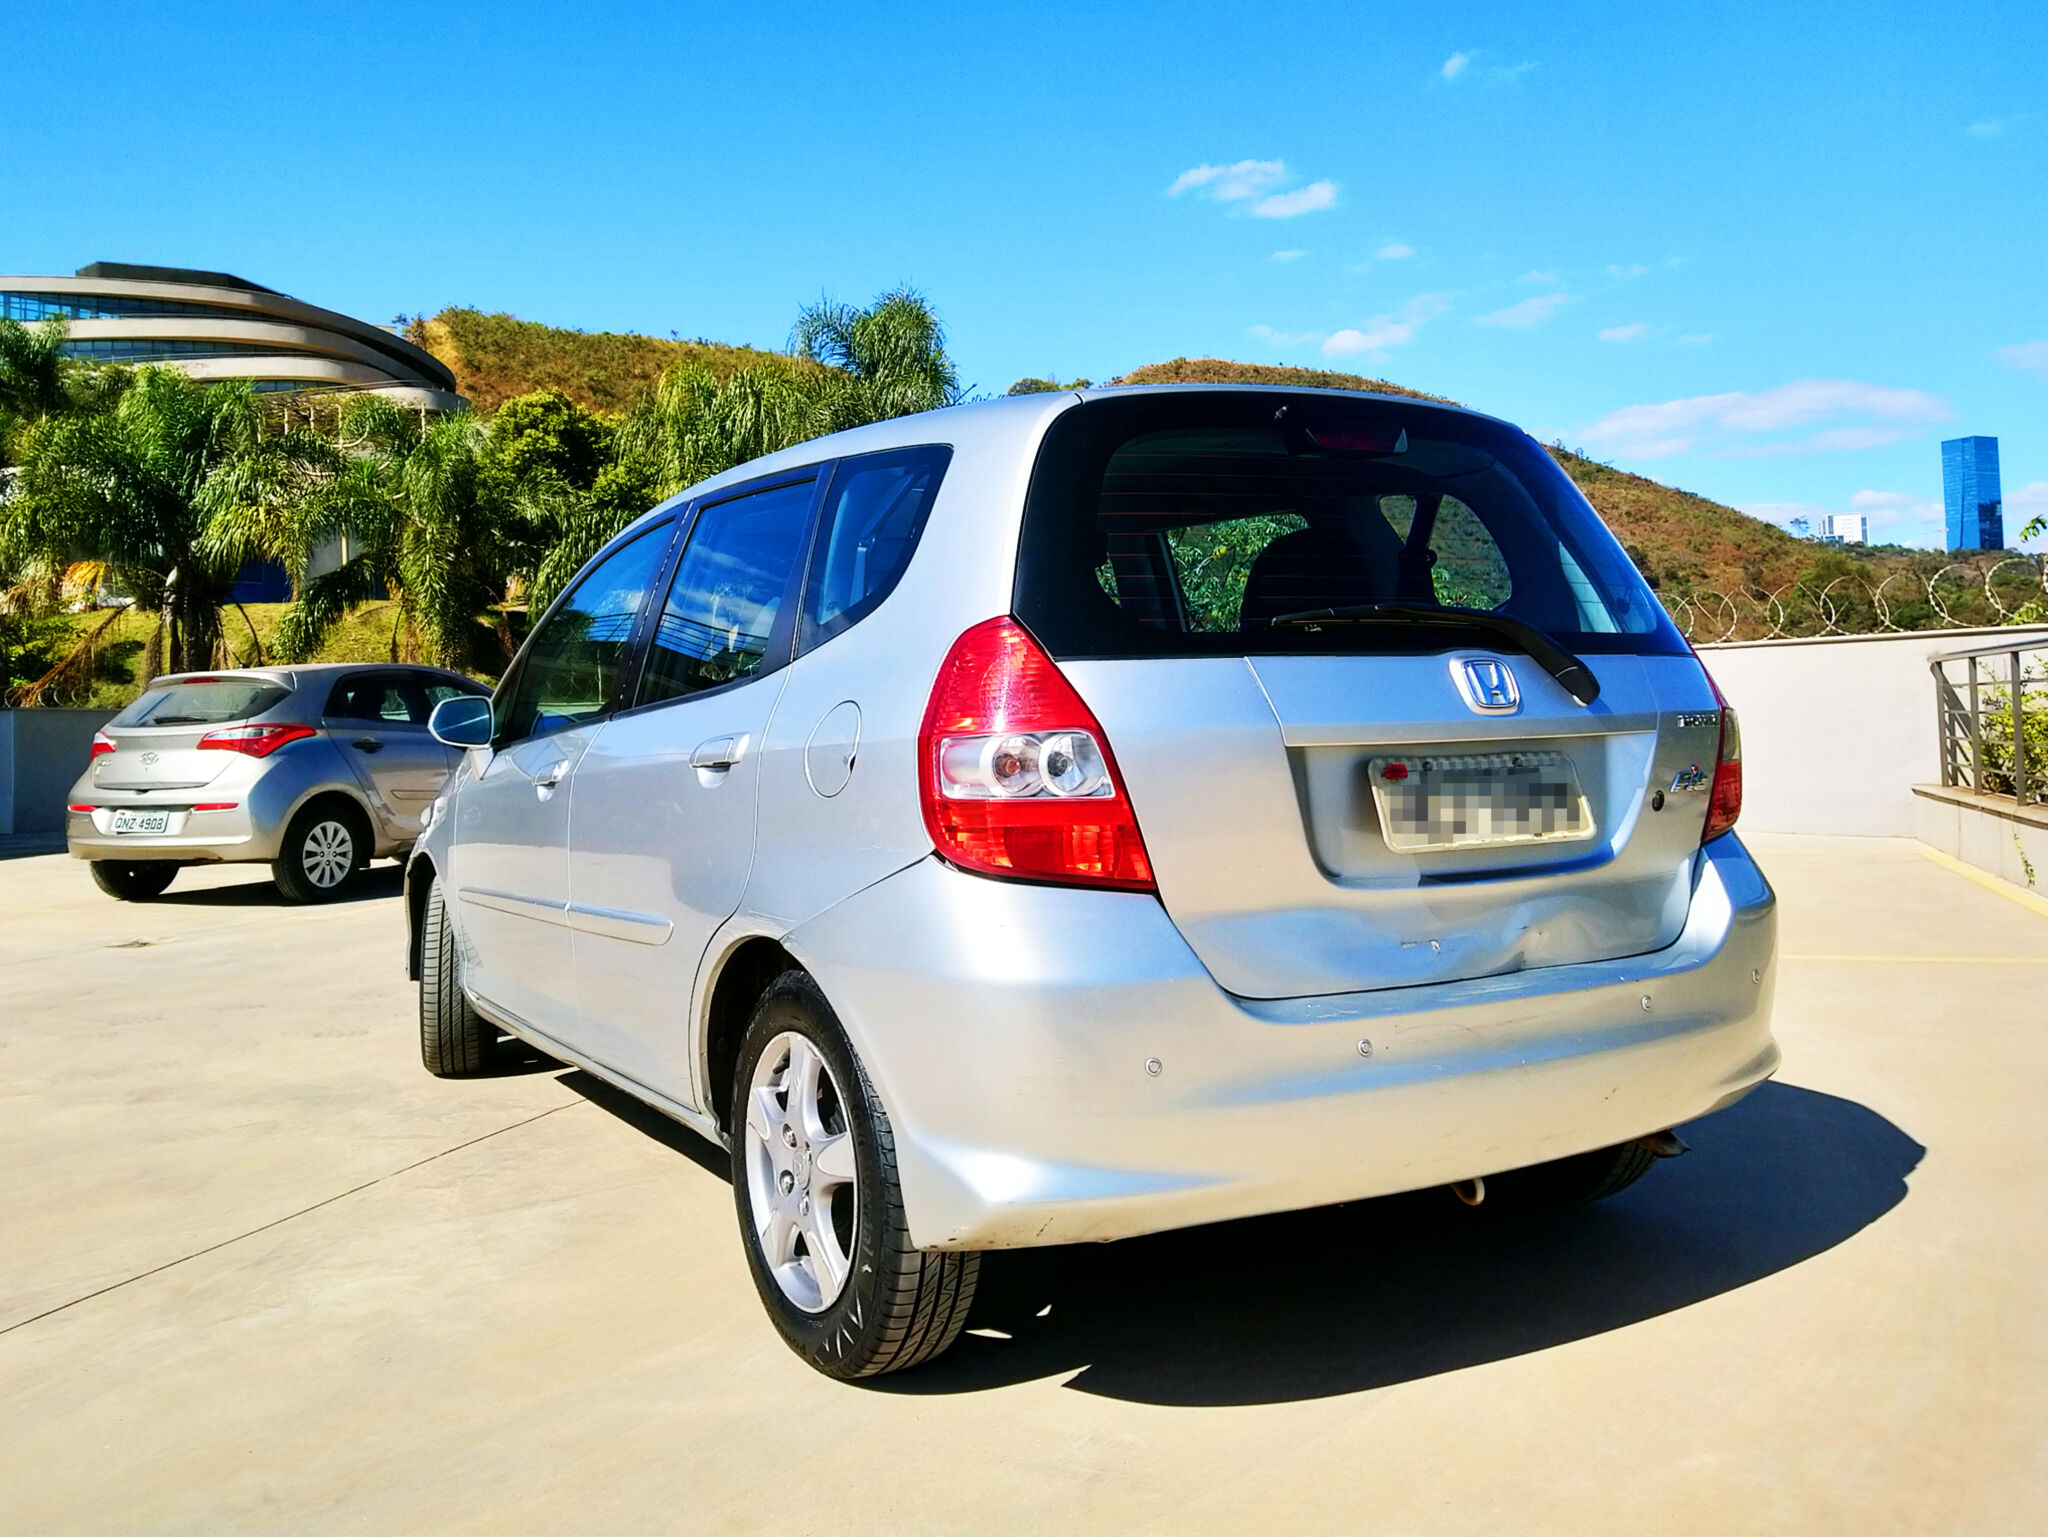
[{"xmin": 1451, "ymin": 656, "xmax": 1520, "ymax": 715}]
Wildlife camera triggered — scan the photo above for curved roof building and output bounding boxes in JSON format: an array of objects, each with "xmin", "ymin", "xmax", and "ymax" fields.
[{"xmin": 0, "ymin": 262, "xmax": 462, "ymax": 410}]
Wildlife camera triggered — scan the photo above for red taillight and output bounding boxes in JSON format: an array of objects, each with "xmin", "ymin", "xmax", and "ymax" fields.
[
  {"xmin": 89, "ymin": 733, "xmax": 115, "ymax": 760},
  {"xmin": 197, "ymin": 724, "xmax": 316, "ymax": 759},
  {"xmin": 191, "ymin": 802, "xmax": 238, "ymax": 812},
  {"xmin": 918, "ymin": 618, "xmax": 1155, "ymax": 892},
  {"xmin": 1701, "ymin": 671, "xmax": 1743, "ymax": 843},
  {"xmin": 67, "ymin": 803, "xmax": 94, "ymax": 813}
]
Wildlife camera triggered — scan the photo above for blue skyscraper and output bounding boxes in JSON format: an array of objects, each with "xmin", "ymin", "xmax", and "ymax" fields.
[{"xmin": 1942, "ymin": 436, "xmax": 2004, "ymax": 550}]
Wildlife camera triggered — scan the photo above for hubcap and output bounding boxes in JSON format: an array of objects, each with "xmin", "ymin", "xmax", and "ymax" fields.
[
  {"xmin": 743, "ymin": 1032, "xmax": 858, "ymax": 1313},
  {"xmin": 302, "ymin": 820, "xmax": 354, "ymax": 888}
]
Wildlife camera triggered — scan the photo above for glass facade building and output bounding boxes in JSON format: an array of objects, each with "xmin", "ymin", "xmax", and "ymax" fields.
[
  {"xmin": 0, "ymin": 262, "xmax": 461, "ymax": 410},
  {"xmin": 1942, "ymin": 436, "xmax": 2004, "ymax": 551}
]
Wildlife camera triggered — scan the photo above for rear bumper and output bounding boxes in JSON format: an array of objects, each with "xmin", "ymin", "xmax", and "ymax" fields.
[
  {"xmin": 66, "ymin": 803, "xmax": 274, "ymax": 863},
  {"xmin": 786, "ymin": 835, "xmax": 1778, "ymax": 1250}
]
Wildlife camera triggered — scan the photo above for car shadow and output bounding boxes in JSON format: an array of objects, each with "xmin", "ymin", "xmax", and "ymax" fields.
[
  {"xmin": 558, "ymin": 1068, "xmax": 733, "ymax": 1182},
  {"xmin": 867, "ymin": 1082, "xmax": 1923, "ymax": 1405},
  {"xmin": 147, "ymin": 865, "xmax": 404, "ymax": 907}
]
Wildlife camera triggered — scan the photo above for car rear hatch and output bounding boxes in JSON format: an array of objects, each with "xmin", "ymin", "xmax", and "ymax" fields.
[
  {"xmin": 93, "ymin": 673, "xmax": 297, "ymax": 790},
  {"xmin": 1014, "ymin": 390, "xmax": 1724, "ymax": 1000}
]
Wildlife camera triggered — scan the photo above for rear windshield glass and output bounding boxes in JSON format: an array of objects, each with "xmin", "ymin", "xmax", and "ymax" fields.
[
  {"xmin": 1014, "ymin": 394, "xmax": 1685, "ymax": 658},
  {"xmin": 114, "ymin": 678, "xmax": 292, "ymax": 727}
]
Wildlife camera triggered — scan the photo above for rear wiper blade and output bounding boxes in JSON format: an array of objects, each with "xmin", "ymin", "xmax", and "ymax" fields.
[{"xmin": 1266, "ymin": 603, "xmax": 1601, "ymax": 706}]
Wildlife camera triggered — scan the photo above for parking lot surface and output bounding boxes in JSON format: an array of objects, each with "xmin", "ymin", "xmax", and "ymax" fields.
[{"xmin": 2, "ymin": 835, "xmax": 2043, "ymax": 1535}]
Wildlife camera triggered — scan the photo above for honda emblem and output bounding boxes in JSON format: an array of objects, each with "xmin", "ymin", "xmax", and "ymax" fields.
[{"xmin": 1452, "ymin": 657, "xmax": 1520, "ymax": 715}]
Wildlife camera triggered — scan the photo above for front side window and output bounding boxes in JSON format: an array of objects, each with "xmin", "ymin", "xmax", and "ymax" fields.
[
  {"xmin": 498, "ymin": 521, "xmax": 672, "ymax": 743},
  {"xmin": 1017, "ymin": 395, "xmax": 1683, "ymax": 659},
  {"xmin": 802, "ymin": 446, "xmax": 951, "ymax": 646},
  {"xmin": 326, "ymin": 675, "xmax": 426, "ymax": 725},
  {"xmin": 637, "ymin": 479, "xmax": 816, "ymax": 708}
]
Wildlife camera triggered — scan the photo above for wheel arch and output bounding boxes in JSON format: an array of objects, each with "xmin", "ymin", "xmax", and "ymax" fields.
[
  {"xmin": 404, "ymin": 850, "xmax": 438, "ymax": 981},
  {"xmin": 701, "ymin": 934, "xmax": 805, "ymax": 1138}
]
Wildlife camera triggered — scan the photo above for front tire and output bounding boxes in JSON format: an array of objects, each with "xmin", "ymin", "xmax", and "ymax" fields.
[
  {"xmin": 273, "ymin": 802, "xmax": 369, "ymax": 904},
  {"xmin": 732, "ymin": 971, "xmax": 979, "ymax": 1379},
  {"xmin": 90, "ymin": 861, "xmax": 178, "ymax": 901},
  {"xmin": 419, "ymin": 878, "xmax": 496, "ymax": 1077}
]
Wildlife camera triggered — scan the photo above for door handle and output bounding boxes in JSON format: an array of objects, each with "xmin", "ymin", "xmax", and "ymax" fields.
[
  {"xmin": 532, "ymin": 761, "xmax": 569, "ymax": 790},
  {"xmin": 690, "ymin": 735, "xmax": 747, "ymax": 770},
  {"xmin": 351, "ymin": 737, "xmax": 385, "ymax": 754}
]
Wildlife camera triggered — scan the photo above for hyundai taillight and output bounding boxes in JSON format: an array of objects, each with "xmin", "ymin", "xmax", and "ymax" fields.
[
  {"xmin": 1702, "ymin": 673, "xmax": 1743, "ymax": 843},
  {"xmin": 197, "ymin": 724, "xmax": 316, "ymax": 758},
  {"xmin": 919, "ymin": 618, "xmax": 1155, "ymax": 891},
  {"xmin": 89, "ymin": 732, "xmax": 115, "ymax": 760}
]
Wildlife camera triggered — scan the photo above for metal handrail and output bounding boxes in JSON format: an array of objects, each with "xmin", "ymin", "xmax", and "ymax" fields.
[{"xmin": 1931, "ymin": 636, "xmax": 2048, "ymax": 806}]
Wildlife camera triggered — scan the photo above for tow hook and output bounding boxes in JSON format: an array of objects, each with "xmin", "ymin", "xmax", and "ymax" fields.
[
  {"xmin": 1637, "ymin": 1129, "xmax": 1691, "ymax": 1158},
  {"xmin": 1450, "ymin": 1176, "xmax": 1487, "ymax": 1206}
]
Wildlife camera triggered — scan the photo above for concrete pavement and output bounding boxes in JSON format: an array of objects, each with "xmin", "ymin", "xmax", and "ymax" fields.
[{"xmin": 1, "ymin": 836, "xmax": 2042, "ymax": 1534}]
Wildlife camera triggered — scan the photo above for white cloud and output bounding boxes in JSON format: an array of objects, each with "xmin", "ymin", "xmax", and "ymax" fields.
[
  {"xmin": 1321, "ymin": 294, "xmax": 1452, "ymax": 358},
  {"xmin": 1490, "ymin": 61, "xmax": 1539, "ymax": 83},
  {"xmin": 1271, "ymin": 249, "xmax": 1308, "ymax": 262},
  {"xmin": 1440, "ymin": 52, "xmax": 1471, "ymax": 81},
  {"xmin": 1167, "ymin": 160, "xmax": 1337, "ymax": 218},
  {"xmin": 1477, "ymin": 292, "xmax": 1573, "ymax": 330},
  {"xmin": 1251, "ymin": 180, "xmax": 1339, "ymax": 218},
  {"xmin": 1167, "ymin": 159, "xmax": 1288, "ymax": 201},
  {"xmin": 1520, "ymin": 269, "xmax": 1561, "ymax": 285},
  {"xmin": 1741, "ymin": 495, "xmax": 1947, "ymax": 549},
  {"xmin": 1677, "ymin": 333, "xmax": 1714, "ymax": 346},
  {"xmin": 1249, "ymin": 324, "xmax": 1324, "ymax": 348},
  {"xmin": 1997, "ymin": 340, "xmax": 2048, "ymax": 378},
  {"xmin": 1598, "ymin": 323, "xmax": 1655, "ymax": 344},
  {"xmin": 1606, "ymin": 263, "xmax": 1649, "ymax": 280},
  {"xmin": 1375, "ymin": 242, "xmax": 1415, "ymax": 260},
  {"xmin": 1583, "ymin": 379, "xmax": 1952, "ymax": 460},
  {"xmin": 1967, "ymin": 118, "xmax": 2009, "ymax": 137}
]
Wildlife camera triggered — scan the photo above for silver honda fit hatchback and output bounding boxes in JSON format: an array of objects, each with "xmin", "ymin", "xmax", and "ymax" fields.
[
  {"xmin": 406, "ymin": 386, "xmax": 1777, "ymax": 1378},
  {"xmin": 70, "ymin": 663, "xmax": 488, "ymax": 903}
]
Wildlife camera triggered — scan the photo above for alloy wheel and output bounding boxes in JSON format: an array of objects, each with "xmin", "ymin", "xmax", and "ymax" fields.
[
  {"xmin": 301, "ymin": 819, "xmax": 355, "ymax": 888},
  {"xmin": 743, "ymin": 1031, "xmax": 859, "ymax": 1313}
]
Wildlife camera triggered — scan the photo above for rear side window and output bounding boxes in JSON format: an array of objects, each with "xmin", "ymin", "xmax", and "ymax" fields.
[
  {"xmin": 801, "ymin": 446, "xmax": 951, "ymax": 647},
  {"xmin": 1015, "ymin": 395, "xmax": 1684, "ymax": 659},
  {"xmin": 325, "ymin": 675, "xmax": 427, "ymax": 724},
  {"xmin": 637, "ymin": 478, "xmax": 816, "ymax": 707},
  {"xmin": 115, "ymin": 678, "xmax": 290, "ymax": 727}
]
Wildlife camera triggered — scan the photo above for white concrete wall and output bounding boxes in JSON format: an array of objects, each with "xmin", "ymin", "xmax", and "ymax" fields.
[
  {"xmin": 1697, "ymin": 624, "xmax": 2048, "ymax": 836},
  {"xmin": 1913, "ymin": 790, "xmax": 2048, "ymax": 894},
  {"xmin": 0, "ymin": 709, "xmax": 117, "ymax": 834}
]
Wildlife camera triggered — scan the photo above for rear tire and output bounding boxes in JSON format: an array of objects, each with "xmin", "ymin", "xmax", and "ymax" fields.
[
  {"xmin": 732, "ymin": 971, "xmax": 979, "ymax": 1379},
  {"xmin": 273, "ymin": 801, "xmax": 369, "ymax": 904},
  {"xmin": 419, "ymin": 878, "xmax": 496, "ymax": 1077},
  {"xmin": 1485, "ymin": 1140, "xmax": 1660, "ymax": 1210},
  {"xmin": 90, "ymin": 861, "xmax": 178, "ymax": 901}
]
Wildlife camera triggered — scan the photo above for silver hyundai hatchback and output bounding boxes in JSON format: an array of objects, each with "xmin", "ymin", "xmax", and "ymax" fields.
[
  {"xmin": 69, "ymin": 663, "xmax": 488, "ymax": 902},
  {"xmin": 406, "ymin": 386, "xmax": 1778, "ymax": 1379}
]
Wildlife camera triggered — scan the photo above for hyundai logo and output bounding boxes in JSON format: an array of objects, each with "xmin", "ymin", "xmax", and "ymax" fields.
[
  {"xmin": 139, "ymin": 751, "xmax": 159, "ymax": 766},
  {"xmin": 1452, "ymin": 657, "xmax": 1520, "ymax": 715}
]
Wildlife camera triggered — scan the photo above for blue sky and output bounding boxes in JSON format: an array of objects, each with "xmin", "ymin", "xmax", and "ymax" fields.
[{"xmin": 6, "ymin": 0, "xmax": 2043, "ymax": 547}]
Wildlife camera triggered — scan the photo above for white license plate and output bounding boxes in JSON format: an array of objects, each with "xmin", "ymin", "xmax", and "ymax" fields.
[
  {"xmin": 110, "ymin": 809, "xmax": 171, "ymax": 835},
  {"xmin": 1369, "ymin": 751, "xmax": 1596, "ymax": 851}
]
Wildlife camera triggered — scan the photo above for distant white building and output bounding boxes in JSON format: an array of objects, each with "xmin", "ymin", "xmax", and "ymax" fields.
[{"xmin": 1820, "ymin": 513, "xmax": 1868, "ymax": 545}]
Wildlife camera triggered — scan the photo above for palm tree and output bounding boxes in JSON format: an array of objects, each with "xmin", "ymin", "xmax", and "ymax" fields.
[
  {"xmin": 0, "ymin": 367, "xmax": 322, "ymax": 678},
  {"xmin": 790, "ymin": 287, "xmax": 960, "ymax": 429},
  {"xmin": 0, "ymin": 317, "xmax": 69, "ymax": 455},
  {"xmin": 223, "ymin": 396, "xmax": 525, "ymax": 670}
]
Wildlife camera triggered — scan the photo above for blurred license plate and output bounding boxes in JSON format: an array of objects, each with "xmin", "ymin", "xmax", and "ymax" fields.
[
  {"xmin": 110, "ymin": 810, "xmax": 171, "ymax": 835},
  {"xmin": 1369, "ymin": 751, "xmax": 1595, "ymax": 851}
]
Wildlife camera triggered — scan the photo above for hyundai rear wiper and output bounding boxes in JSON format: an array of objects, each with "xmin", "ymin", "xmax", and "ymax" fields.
[{"xmin": 1265, "ymin": 603, "xmax": 1600, "ymax": 706}]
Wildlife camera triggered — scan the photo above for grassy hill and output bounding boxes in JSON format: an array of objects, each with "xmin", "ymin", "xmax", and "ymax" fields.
[{"xmin": 406, "ymin": 308, "xmax": 817, "ymax": 416}]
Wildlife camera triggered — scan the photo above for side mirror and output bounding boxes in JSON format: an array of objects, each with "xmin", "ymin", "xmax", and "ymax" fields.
[{"xmin": 428, "ymin": 695, "xmax": 493, "ymax": 748}]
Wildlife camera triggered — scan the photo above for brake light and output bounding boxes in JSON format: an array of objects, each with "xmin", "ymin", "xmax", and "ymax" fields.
[
  {"xmin": 192, "ymin": 803, "xmax": 238, "ymax": 812},
  {"xmin": 919, "ymin": 618, "xmax": 1155, "ymax": 891},
  {"xmin": 67, "ymin": 803, "xmax": 94, "ymax": 813},
  {"xmin": 89, "ymin": 733, "xmax": 115, "ymax": 760},
  {"xmin": 197, "ymin": 724, "xmax": 316, "ymax": 758},
  {"xmin": 1701, "ymin": 672, "xmax": 1743, "ymax": 843}
]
